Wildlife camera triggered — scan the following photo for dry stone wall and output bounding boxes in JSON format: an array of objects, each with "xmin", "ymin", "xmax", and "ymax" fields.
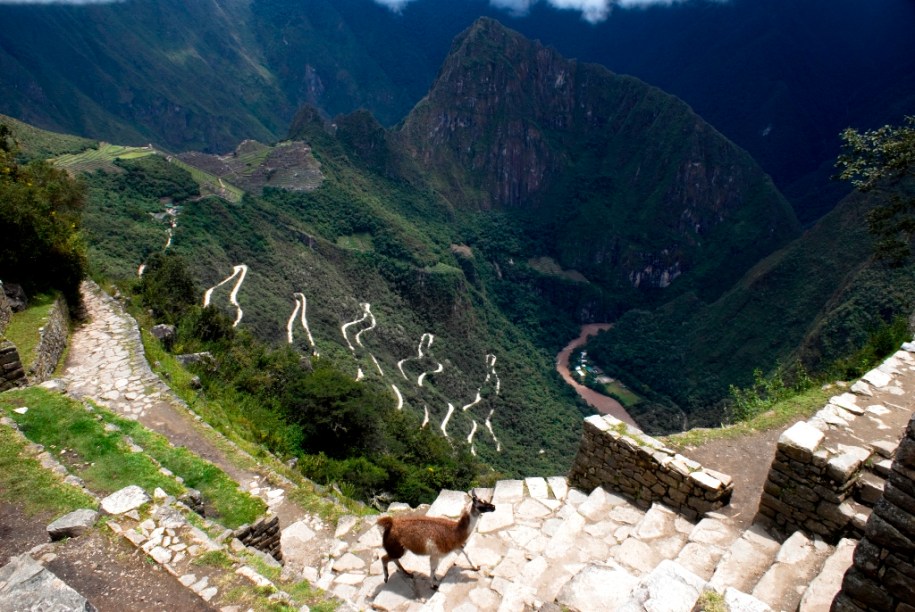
[
  {"xmin": 757, "ymin": 420, "xmax": 870, "ymax": 542},
  {"xmin": 28, "ymin": 297, "xmax": 69, "ymax": 383},
  {"xmin": 234, "ymin": 514, "xmax": 282, "ymax": 562},
  {"xmin": 0, "ymin": 340, "xmax": 26, "ymax": 391},
  {"xmin": 832, "ymin": 412, "xmax": 915, "ymax": 611},
  {"xmin": 567, "ymin": 414, "xmax": 733, "ymax": 520},
  {"xmin": 0, "ymin": 284, "xmax": 11, "ymax": 334}
]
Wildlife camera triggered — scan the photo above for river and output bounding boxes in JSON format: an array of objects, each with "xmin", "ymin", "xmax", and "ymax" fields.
[{"xmin": 555, "ymin": 324, "xmax": 640, "ymax": 428}]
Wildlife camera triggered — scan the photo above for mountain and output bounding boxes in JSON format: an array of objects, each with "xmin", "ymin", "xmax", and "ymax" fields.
[
  {"xmin": 2, "ymin": 0, "xmax": 913, "ymax": 225},
  {"xmin": 1, "ymin": 17, "xmax": 805, "ymax": 475},
  {"xmin": 585, "ymin": 178, "xmax": 915, "ymax": 432},
  {"xmin": 394, "ymin": 17, "xmax": 799, "ymax": 305}
]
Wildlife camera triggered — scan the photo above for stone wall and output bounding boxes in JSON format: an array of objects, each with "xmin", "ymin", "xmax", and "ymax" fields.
[
  {"xmin": 0, "ymin": 340, "xmax": 26, "ymax": 391},
  {"xmin": 234, "ymin": 514, "xmax": 282, "ymax": 562},
  {"xmin": 757, "ymin": 420, "xmax": 870, "ymax": 542},
  {"xmin": 567, "ymin": 414, "xmax": 733, "ymax": 521},
  {"xmin": 0, "ymin": 283, "xmax": 11, "ymax": 335},
  {"xmin": 27, "ymin": 297, "xmax": 69, "ymax": 383},
  {"xmin": 832, "ymin": 413, "xmax": 915, "ymax": 611}
]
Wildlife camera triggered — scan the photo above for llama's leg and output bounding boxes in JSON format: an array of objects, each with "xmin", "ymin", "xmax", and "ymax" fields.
[
  {"xmin": 461, "ymin": 548, "xmax": 479, "ymax": 571},
  {"xmin": 429, "ymin": 553, "xmax": 441, "ymax": 589},
  {"xmin": 393, "ymin": 558, "xmax": 413, "ymax": 579}
]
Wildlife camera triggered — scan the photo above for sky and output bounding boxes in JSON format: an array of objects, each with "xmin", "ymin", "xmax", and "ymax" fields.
[
  {"xmin": 376, "ymin": 0, "xmax": 706, "ymax": 23},
  {"xmin": 0, "ymin": 0, "xmax": 716, "ymax": 23}
]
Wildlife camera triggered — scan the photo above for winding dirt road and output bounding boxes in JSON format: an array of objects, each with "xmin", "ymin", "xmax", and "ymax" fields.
[{"xmin": 556, "ymin": 324, "xmax": 639, "ymax": 427}]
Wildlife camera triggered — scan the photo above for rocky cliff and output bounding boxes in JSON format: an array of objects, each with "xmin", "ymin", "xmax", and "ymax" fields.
[{"xmin": 396, "ymin": 18, "xmax": 799, "ymax": 297}]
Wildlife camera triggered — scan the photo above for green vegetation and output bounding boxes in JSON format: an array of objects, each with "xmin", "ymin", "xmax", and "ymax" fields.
[
  {"xmin": 0, "ymin": 387, "xmax": 182, "ymax": 497},
  {"xmin": 53, "ymin": 143, "xmax": 156, "ymax": 174},
  {"xmin": 0, "ymin": 123, "xmax": 87, "ymax": 306},
  {"xmin": 0, "ymin": 412, "xmax": 97, "ymax": 516},
  {"xmin": 0, "ymin": 113, "xmax": 96, "ymax": 160},
  {"xmin": 663, "ymin": 385, "xmax": 832, "ymax": 451},
  {"xmin": 1, "ymin": 292, "xmax": 58, "ymax": 369},
  {"xmin": 693, "ymin": 590, "xmax": 727, "ymax": 612},
  {"xmin": 837, "ymin": 116, "xmax": 915, "ymax": 263},
  {"xmin": 0, "ymin": 387, "xmax": 264, "ymax": 528}
]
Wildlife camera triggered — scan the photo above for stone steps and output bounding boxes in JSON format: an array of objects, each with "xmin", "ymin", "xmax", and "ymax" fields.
[{"xmin": 298, "ymin": 476, "xmax": 857, "ymax": 611}]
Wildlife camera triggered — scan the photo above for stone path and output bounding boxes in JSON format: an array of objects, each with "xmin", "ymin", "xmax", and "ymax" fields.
[
  {"xmin": 61, "ymin": 281, "xmax": 304, "ymax": 528},
  {"xmin": 283, "ymin": 478, "xmax": 852, "ymax": 612}
]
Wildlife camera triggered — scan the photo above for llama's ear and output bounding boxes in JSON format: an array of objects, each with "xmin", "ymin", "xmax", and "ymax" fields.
[{"xmin": 470, "ymin": 490, "xmax": 478, "ymax": 501}]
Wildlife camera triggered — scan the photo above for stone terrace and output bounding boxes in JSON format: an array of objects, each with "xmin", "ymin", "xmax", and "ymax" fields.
[{"xmin": 283, "ymin": 477, "xmax": 851, "ymax": 612}]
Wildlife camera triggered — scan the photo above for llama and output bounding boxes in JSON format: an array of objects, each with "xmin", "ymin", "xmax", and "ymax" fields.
[{"xmin": 377, "ymin": 492, "xmax": 496, "ymax": 589}]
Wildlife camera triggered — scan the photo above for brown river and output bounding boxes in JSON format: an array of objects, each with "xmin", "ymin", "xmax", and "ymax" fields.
[{"xmin": 555, "ymin": 324, "xmax": 639, "ymax": 428}]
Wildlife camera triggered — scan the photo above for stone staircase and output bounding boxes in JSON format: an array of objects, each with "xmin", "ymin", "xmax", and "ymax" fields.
[{"xmin": 283, "ymin": 477, "xmax": 857, "ymax": 611}]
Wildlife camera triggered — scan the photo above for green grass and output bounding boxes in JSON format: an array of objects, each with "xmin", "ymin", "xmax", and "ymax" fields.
[
  {"xmin": 0, "ymin": 387, "xmax": 264, "ymax": 527},
  {"xmin": 661, "ymin": 385, "xmax": 832, "ymax": 450},
  {"xmin": 1, "ymin": 292, "xmax": 59, "ymax": 369},
  {"xmin": 1, "ymin": 387, "xmax": 182, "ymax": 497},
  {"xmin": 694, "ymin": 590, "xmax": 727, "ymax": 612},
  {"xmin": 169, "ymin": 158, "xmax": 244, "ymax": 203},
  {"xmin": 335, "ymin": 233, "xmax": 373, "ymax": 252},
  {"xmin": 1, "ymin": 113, "xmax": 96, "ymax": 159},
  {"xmin": 601, "ymin": 380, "xmax": 641, "ymax": 407},
  {"xmin": 99, "ymin": 411, "xmax": 265, "ymax": 528},
  {"xmin": 53, "ymin": 143, "xmax": 156, "ymax": 174},
  {"xmin": 136, "ymin": 324, "xmax": 369, "ymax": 523},
  {"xmin": 0, "ymin": 415, "xmax": 97, "ymax": 517}
]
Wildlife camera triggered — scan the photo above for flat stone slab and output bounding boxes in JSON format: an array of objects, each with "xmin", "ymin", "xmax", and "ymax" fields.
[
  {"xmin": 0, "ymin": 554, "xmax": 94, "ymax": 611},
  {"xmin": 546, "ymin": 476, "xmax": 569, "ymax": 500},
  {"xmin": 524, "ymin": 477, "xmax": 549, "ymax": 499},
  {"xmin": 280, "ymin": 520, "xmax": 317, "ymax": 564},
  {"xmin": 778, "ymin": 422, "xmax": 824, "ymax": 457},
  {"xmin": 492, "ymin": 479, "xmax": 524, "ymax": 504},
  {"xmin": 100, "ymin": 485, "xmax": 150, "ymax": 515},
  {"xmin": 557, "ymin": 564, "xmax": 638, "ymax": 611},
  {"xmin": 47, "ymin": 508, "xmax": 99, "ymax": 541},
  {"xmin": 624, "ymin": 559, "xmax": 706, "ymax": 612},
  {"xmin": 427, "ymin": 489, "xmax": 468, "ymax": 518},
  {"xmin": 798, "ymin": 538, "xmax": 855, "ymax": 612}
]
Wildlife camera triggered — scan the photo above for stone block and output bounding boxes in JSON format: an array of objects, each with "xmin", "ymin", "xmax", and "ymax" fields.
[
  {"xmin": 778, "ymin": 422, "xmax": 824, "ymax": 461},
  {"xmin": 46, "ymin": 508, "xmax": 99, "ymax": 541},
  {"xmin": 100, "ymin": 485, "xmax": 150, "ymax": 515},
  {"xmin": 828, "ymin": 453, "xmax": 864, "ymax": 482},
  {"xmin": 842, "ymin": 569, "xmax": 894, "ymax": 612}
]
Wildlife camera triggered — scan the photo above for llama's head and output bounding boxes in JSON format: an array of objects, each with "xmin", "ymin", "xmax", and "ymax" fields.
[{"xmin": 469, "ymin": 491, "xmax": 496, "ymax": 515}]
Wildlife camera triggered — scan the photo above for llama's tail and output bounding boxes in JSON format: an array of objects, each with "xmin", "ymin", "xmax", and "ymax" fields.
[{"xmin": 377, "ymin": 516, "xmax": 393, "ymax": 535}]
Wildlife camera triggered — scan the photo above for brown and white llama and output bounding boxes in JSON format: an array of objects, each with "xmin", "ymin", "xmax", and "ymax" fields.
[{"xmin": 377, "ymin": 492, "xmax": 496, "ymax": 589}]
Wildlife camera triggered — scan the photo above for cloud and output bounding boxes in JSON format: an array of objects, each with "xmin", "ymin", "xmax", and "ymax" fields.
[
  {"xmin": 372, "ymin": 0, "xmax": 717, "ymax": 23},
  {"xmin": 372, "ymin": 0, "xmax": 415, "ymax": 11}
]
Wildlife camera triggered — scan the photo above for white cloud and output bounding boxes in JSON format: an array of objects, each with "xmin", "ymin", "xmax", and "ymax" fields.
[
  {"xmin": 372, "ymin": 0, "xmax": 717, "ymax": 23},
  {"xmin": 372, "ymin": 0, "xmax": 416, "ymax": 11}
]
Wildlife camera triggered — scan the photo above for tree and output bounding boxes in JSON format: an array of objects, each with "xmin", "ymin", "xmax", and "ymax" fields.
[
  {"xmin": 836, "ymin": 116, "xmax": 915, "ymax": 263},
  {"xmin": 0, "ymin": 123, "xmax": 87, "ymax": 306}
]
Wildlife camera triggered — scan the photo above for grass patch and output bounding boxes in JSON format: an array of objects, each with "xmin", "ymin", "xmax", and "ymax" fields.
[
  {"xmin": 192, "ymin": 549, "xmax": 234, "ymax": 569},
  {"xmin": 601, "ymin": 380, "xmax": 642, "ymax": 407},
  {"xmin": 135, "ymin": 324, "xmax": 370, "ymax": 523},
  {"xmin": 662, "ymin": 385, "xmax": 832, "ymax": 451},
  {"xmin": 336, "ymin": 233, "xmax": 373, "ymax": 252},
  {"xmin": 53, "ymin": 143, "xmax": 156, "ymax": 174},
  {"xmin": 1, "ymin": 292, "xmax": 59, "ymax": 369},
  {"xmin": 694, "ymin": 590, "xmax": 727, "ymax": 612},
  {"xmin": 0, "ymin": 415, "xmax": 97, "ymax": 516},
  {"xmin": 99, "ymin": 411, "xmax": 265, "ymax": 528},
  {"xmin": 0, "ymin": 387, "xmax": 181, "ymax": 497}
]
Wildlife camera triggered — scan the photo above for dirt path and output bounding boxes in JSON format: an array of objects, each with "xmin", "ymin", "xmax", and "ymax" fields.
[
  {"xmin": 62, "ymin": 281, "xmax": 304, "ymax": 528},
  {"xmin": 0, "ymin": 502, "xmax": 211, "ymax": 612},
  {"xmin": 556, "ymin": 324, "xmax": 639, "ymax": 427}
]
